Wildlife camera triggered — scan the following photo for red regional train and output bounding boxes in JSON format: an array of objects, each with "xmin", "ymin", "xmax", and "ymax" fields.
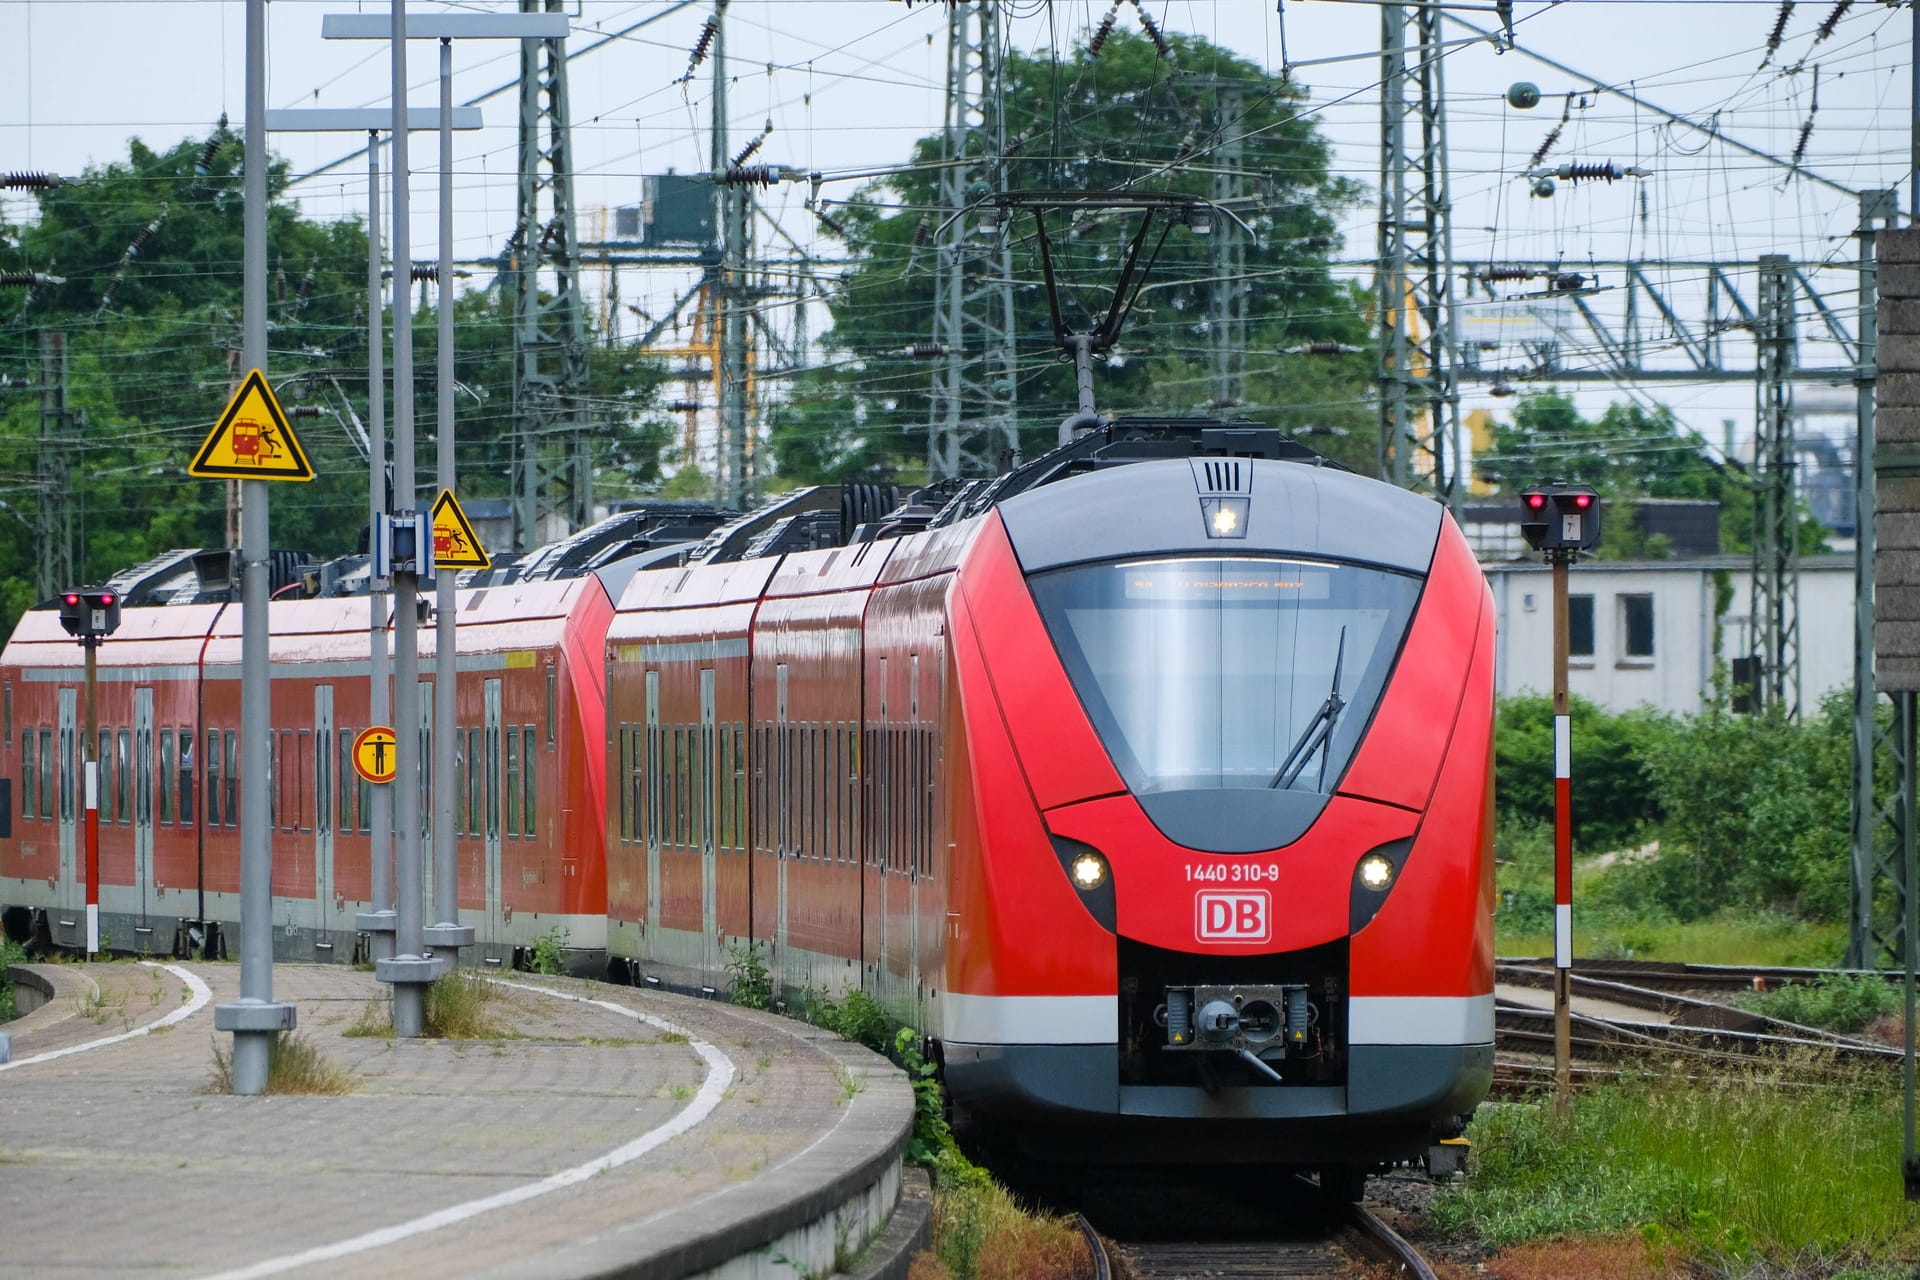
[{"xmin": 0, "ymin": 420, "xmax": 1493, "ymax": 1184}]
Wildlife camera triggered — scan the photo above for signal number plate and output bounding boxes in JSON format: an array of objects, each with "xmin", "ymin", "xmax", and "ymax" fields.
[{"xmin": 1195, "ymin": 890, "xmax": 1272, "ymax": 943}]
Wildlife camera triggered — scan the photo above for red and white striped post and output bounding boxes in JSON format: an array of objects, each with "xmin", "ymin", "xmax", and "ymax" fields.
[
  {"xmin": 1551, "ymin": 553, "xmax": 1572, "ymax": 1112},
  {"xmin": 83, "ymin": 635, "xmax": 100, "ymax": 957}
]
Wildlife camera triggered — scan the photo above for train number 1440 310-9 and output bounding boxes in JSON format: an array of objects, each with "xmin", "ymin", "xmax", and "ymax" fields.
[{"xmin": 1185, "ymin": 862, "xmax": 1281, "ymax": 884}]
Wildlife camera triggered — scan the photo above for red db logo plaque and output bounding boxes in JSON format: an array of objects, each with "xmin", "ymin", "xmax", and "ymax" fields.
[{"xmin": 1196, "ymin": 890, "xmax": 1271, "ymax": 943}]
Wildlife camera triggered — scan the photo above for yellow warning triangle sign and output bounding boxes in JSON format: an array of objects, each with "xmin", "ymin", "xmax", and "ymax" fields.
[
  {"xmin": 188, "ymin": 369, "xmax": 315, "ymax": 481},
  {"xmin": 430, "ymin": 488, "xmax": 490, "ymax": 570}
]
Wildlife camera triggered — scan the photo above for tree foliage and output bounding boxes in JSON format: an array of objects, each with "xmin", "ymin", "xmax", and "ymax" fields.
[
  {"xmin": 771, "ymin": 27, "xmax": 1370, "ymax": 483},
  {"xmin": 0, "ymin": 129, "xmax": 671, "ymax": 635}
]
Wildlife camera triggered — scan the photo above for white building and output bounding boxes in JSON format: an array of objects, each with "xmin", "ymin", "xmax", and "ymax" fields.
[{"xmin": 1482, "ymin": 554, "xmax": 1856, "ymax": 715}]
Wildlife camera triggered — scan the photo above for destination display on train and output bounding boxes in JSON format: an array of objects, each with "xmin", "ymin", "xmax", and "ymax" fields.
[{"xmin": 1123, "ymin": 561, "xmax": 1332, "ymax": 601}]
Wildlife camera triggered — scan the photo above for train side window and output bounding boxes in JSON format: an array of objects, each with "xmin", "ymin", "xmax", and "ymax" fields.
[
  {"xmin": 659, "ymin": 727, "xmax": 674, "ymax": 849},
  {"xmin": 116, "ymin": 729, "xmax": 131, "ymax": 826},
  {"xmin": 545, "ymin": 666, "xmax": 556, "ymax": 748},
  {"xmin": 485, "ymin": 720, "xmax": 500, "ymax": 842},
  {"xmin": 691, "ymin": 722, "xmax": 706, "ymax": 855},
  {"xmin": 715, "ymin": 725, "xmax": 729, "ymax": 850},
  {"xmin": 97, "ymin": 730, "xmax": 110, "ymax": 818},
  {"xmin": 754, "ymin": 725, "xmax": 770, "ymax": 855},
  {"xmin": 178, "ymin": 730, "xmax": 195, "ymax": 827},
  {"xmin": 206, "ymin": 730, "xmax": 222, "ymax": 828},
  {"xmin": 523, "ymin": 723, "xmax": 536, "ymax": 838},
  {"xmin": 337, "ymin": 730, "xmax": 354, "ymax": 834},
  {"xmin": 467, "ymin": 727, "xmax": 482, "ymax": 840},
  {"xmin": 814, "ymin": 726, "xmax": 826, "ymax": 860},
  {"xmin": 2, "ymin": 684, "xmax": 9, "ymax": 740},
  {"xmin": 314, "ymin": 727, "xmax": 329, "ymax": 837},
  {"xmin": 828, "ymin": 727, "xmax": 839, "ymax": 864},
  {"xmin": 732, "ymin": 723, "xmax": 745, "ymax": 854},
  {"xmin": 224, "ymin": 730, "xmax": 238, "ymax": 827},
  {"xmin": 647, "ymin": 723, "xmax": 661, "ymax": 850},
  {"xmin": 276, "ymin": 729, "xmax": 291, "ymax": 832},
  {"xmin": 677, "ymin": 726, "xmax": 691, "ymax": 849},
  {"xmin": 630, "ymin": 726, "xmax": 644, "ymax": 848},
  {"xmin": 22, "ymin": 729, "xmax": 35, "ymax": 821},
  {"xmin": 300, "ymin": 728, "xmax": 314, "ymax": 835},
  {"xmin": 158, "ymin": 729, "xmax": 174, "ymax": 826},
  {"xmin": 616, "ymin": 723, "xmax": 629, "ymax": 844},
  {"xmin": 505, "ymin": 726, "xmax": 521, "ymax": 840}
]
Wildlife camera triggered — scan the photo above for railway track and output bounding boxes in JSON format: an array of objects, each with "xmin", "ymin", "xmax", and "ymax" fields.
[
  {"xmin": 1498, "ymin": 957, "xmax": 1901, "ymax": 1002},
  {"xmin": 1067, "ymin": 1173, "xmax": 1437, "ymax": 1279}
]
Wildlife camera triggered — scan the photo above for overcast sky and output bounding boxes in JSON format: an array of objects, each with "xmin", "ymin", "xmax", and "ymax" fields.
[{"xmin": 1, "ymin": 0, "xmax": 1911, "ymax": 458}]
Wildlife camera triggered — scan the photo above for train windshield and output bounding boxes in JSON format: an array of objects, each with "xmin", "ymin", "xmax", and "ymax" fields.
[{"xmin": 1029, "ymin": 556, "xmax": 1421, "ymax": 796}]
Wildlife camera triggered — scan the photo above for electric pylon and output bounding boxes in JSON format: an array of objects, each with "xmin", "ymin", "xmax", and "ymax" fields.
[
  {"xmin": 1376, "ymin": 0, "xmax": 1463, "ymax": 506},
  {"xmin": 511, "ymin": 0, "xmax": 592, "ymax": 550},
  {"xmin": 929, "ymin": 0, "xmax": 1019, "ymax": 480}
]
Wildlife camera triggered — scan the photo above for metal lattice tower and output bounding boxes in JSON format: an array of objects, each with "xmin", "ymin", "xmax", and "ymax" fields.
[
  {"xmin": 711, "ymin": 4, "xmax": 754, "ymax": 510},
  {"xmin": 1375, "ymin": 0, "xmax": 1462, "ymax": 505},
  {"xmin": 929, "ymin": 0, "xmax": 1019, "ymax": 481},
  {"xmin": 36, "ymin": 328, "xmax": 74, "ymax": 600},
  {"xmin": 1209, "ymin": 87, "xmax": 1248, "ymax": 409},
  {"xmin": 511, "ymin": 0, "xmax": 591, "ymax": 551},
  {"xmin": 1751, "ymin": 254, "xmax": 1800, "ymax": 716}
]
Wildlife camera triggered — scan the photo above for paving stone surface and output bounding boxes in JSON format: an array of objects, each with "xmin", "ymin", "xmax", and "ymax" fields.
[{"xmin": 0, "ymin": 962, "xmax": 904, "ymax": 1279}]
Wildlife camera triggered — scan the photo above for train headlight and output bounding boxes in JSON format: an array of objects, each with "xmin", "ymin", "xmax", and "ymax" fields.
[
  {"xmin": 1070, "ymin": 851, "xmax": 1109, "ymax": 890},
  {"xmin": 1211, "ymin": 506, "xmax": 1239, "ymax": 535},
  {"xmin": 1357, "ymin": 853, "xmax": 1395, "ymax": 891}
]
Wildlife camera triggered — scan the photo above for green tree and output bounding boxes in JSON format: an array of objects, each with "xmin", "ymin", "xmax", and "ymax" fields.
[
  {"xmin": 774, "ymin": 26, "xmax": 1368, "ymax": 483},
  {"xmin": 0, "ymin": 130, "xmax": 671, "ymax": 635}
]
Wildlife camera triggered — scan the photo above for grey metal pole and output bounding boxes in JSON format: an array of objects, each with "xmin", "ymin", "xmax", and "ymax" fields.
[
  {"xmin": 376, "ymin": 0, "xmax": 440, "ymax": 1037},
  {"xmin": 214, "ymin": 0, "xmax": 296, "ymax": 1093},
  {"xmin": 363, "ymin": 132, "xmax": 396, "ymax": 963},
  {"xmin": 427, "ymin": 36, "xmax": 472, "ymax": 963}
]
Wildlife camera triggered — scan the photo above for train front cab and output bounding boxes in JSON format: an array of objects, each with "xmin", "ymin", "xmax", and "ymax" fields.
[{"xmin": 938, "ymin": 459, "xmax": 1495, "ymax": 1166}]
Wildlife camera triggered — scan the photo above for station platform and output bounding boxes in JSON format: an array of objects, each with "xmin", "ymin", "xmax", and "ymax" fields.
[{"xmin": 0, "ymin": 960, "xmax": 927, "ymax": 1280}]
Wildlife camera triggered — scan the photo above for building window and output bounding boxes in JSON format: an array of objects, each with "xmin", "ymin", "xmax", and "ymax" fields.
[
  {"xmin": 1620, "ymin": 594, "xmax": 1655, "ymax": 660},
  {"xmin": 1568, "ymin": 594, "xmax": 1595, "ymax": 658}
]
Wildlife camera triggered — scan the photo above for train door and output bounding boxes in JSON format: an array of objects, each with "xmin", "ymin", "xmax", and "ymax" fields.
[
  {"xmin": 645, "ymin": 670, "xmax": 660, "ymax": 936},
  {"xmin": 905, "ymin": 656, "xmax": 921, "ymax": 998},
  {"xmin": 700, "ymin": 668, "xmax": 718, "ymax": 978},
  {"xmin": 133, "ymin": 687, "xmax": 154, "ymax": 937},
  {"xmin": 57, "ymin": 688, "xmax": 76, "ymax": 919},
  {"xmin": 484, "ymin": 678, "xmax": 504, "ymax": 937},
  {"xmin": 775, "ymin": 664, "xmax": 789, "ymax": 969},
  {"xmin": 314, "ymin": 685, "xmax": 335, "ymax": 955}
]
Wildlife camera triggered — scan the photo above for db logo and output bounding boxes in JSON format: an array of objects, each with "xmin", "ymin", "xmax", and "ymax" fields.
[{"xmin": 1195, "ymin": 890, "xmax": 1271, "ymax": 943}]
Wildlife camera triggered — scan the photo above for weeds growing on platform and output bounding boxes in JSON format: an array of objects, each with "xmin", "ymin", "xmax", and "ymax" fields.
[
  {"xmin": 908, "ymin": 1170, "xmax": 1089, "ymax": 1280},
  {"xmin": 423, "ymin": 971, "xmax": 509, "ymax": 1038},
  {"xmin": 0, "ymin": 937, "xmax": 26, "ymax": 1021},
  {"xmin": 209, "ymin": 1031, "xmax": 354, "ymax": 1095},
  {"xmin": 724, "ymin": 939, "xmax": 772, "ymax": 1010},
  {"xmin": 1436, "ymin": 1058, "xmax": 1919, "ymax": 1274}
]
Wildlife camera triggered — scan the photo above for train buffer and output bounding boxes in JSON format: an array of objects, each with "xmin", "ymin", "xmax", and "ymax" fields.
[{"xmin": 0, "ymin": 961, "xmax": 928, "ymax": 1278}]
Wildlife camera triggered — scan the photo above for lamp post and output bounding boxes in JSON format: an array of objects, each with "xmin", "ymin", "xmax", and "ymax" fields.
[{"xmin": 323, "ymin": 8, "xmax": 568, "ymax": 975}]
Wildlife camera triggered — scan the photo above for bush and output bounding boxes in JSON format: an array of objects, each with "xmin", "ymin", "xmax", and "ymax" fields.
[
  {"xmin": 529, "ymin": 926, "xmax": 570, "ymax": 976},
  {"xmin": 1739, "ymin": 973, "xmax": 1900, "ymax": 1035},
  {"xmin": 1496, "ymin": 695, "xmax": 1664, "ymax": 853},
  {"xmin": 724, "ymin": 939, "xmax": 771, "ymax": 1010}
]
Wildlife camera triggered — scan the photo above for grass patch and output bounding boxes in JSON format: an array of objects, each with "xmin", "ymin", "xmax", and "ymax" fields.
[
  {"xmin": 1738, "ymin": 973, "xmax": 1901, "ymax": 1036},
  {"xmin": 1496, "ymin": 910, "xmax": 1849, "ymax": 967},
  {"xmin": 0, "ymin": 937, "xmax": 26, "ymax": 1022},
  {"xmin": 424, "ymin": 971, "xmax": 511, "ymax": 1039},
  {"xmin": 1436, "ymin": 1063, "xmax": 1920, "ymax": 1273},
  {"xmin": 210, "ymin": 1032, "xmax": 355, "ymax": 1095},
  {"xmin": 343, "ymin": 997, "xmax": 393, "ymax": 1038},
  {"xmin": 909, "ymin": 1161, "xmax": 1088, "ymax": 1280}
]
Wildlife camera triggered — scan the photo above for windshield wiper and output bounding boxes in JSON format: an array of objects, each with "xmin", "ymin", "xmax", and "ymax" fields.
[{"xmin": 1270, "ymin": 625, "xmax": 1347, "ymax": 790}]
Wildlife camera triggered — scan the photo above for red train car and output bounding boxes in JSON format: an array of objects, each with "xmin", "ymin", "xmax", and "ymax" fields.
[
  {"xmin": 605, "ymin": 422, "xmax": 1495, "ymax": 1184},
  {"xmin": 0, "ymin": 571, "xmax": 615, "ymax": 966}
]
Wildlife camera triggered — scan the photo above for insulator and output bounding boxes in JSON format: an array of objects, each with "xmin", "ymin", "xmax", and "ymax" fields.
[
  {"xmin": 913, "ymin": 216, "xmax": 930, "ymax": 247},
  {"xmin": 1300, "ymin": 342, "xmax": 1347, "ymax": 356},
  {"xmin": 1131, "ymin": 1, "xmax": 1171, "ymax": 57},
  {"xmin": 903, "ymin": 341, "xmax": 945, "ymax": 359},
  {"xmin": 731, "ymin": 134, "xmax": 765, "ymax": 169},
  {"xmin": 1556, "ymin": 161, "xmax": 1624, "ymax": 183},
  {"xmin": 288, "ymin": 405, "xmax": 325, "ymax": 419},
  {"xmin": 1, "ymin": 171, "xmax": 64, "ymax": 191},
  {"xmin": 194, "ymin": 135, "xmax": 224, "ymax": 177},
  {"xmin": 722, "ymin": 164, "xmax": 775, "ymax": 188},
  {"xmin": 0, "ymin": 270, "xmax": 63, "ymax": 288},
  {"xmin": 274, "ymin": 265, "xmax": 287, "ymax": 301},
  {"xmin": 295, "ymin": 263, "xmax": 317, "ymax": 311},
  {"xmin": 1764, "ymin": 0, "xmax": 1795, "ymax": 58},
  {"xmin": 1790, "ymin": 117, "xmax": 1815, "ymax": 168},
  {"xmin": 96, "ymin": 277, "xmax": 124, "ymax": 315},
  {"xmin": 814, "ymin": 208, "xmax": 849, "ymax": 238},
  {"xmin": 1814, "ymin": 0, "xmax": 1852, "ymax": 42},
  {"xmin": 1527, "ymin": 124, "xmax": 1564, "ymax": 169},
  {"xmin": 410, "ymin": 264, "xmax": 439, "ymax": 282},
  {"xmin": 1479, "ymin": 264, "xmax": 1535, "ymax": 282},
  {"xmin": 1087, "ymin": 6, "xmax": 1119, "ymax": 58},
  {"xmin": 687, "ymin": 19, "xmax": 717, "ymax": 70}
]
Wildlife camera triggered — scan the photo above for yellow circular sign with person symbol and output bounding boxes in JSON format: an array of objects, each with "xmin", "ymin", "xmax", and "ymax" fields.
[{"xmin": 353, "ymin": 726, "xmax": 399, "ymax": 785}]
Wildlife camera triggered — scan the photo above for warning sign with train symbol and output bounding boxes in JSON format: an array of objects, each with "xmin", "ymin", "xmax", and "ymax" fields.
[
  {"xmin": 187, "ymin": 369, "xmax": 315, "ymax": 481},
  {"xmin": 430, "ymin": 488, "xmax": 490, "ymax": 570}
]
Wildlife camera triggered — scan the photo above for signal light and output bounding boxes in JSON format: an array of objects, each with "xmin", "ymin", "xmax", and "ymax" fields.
[
  {"xmin": 1517, "ymin": 483, "xmax": 1602, "ymax": 557},
  {"xmin": 1525, "ymin": 493, "xmax": 1546, "ymax": 511},
  {"xmin": 57, "ymin": 588, "xmax": 122, "ymax": 640}
]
